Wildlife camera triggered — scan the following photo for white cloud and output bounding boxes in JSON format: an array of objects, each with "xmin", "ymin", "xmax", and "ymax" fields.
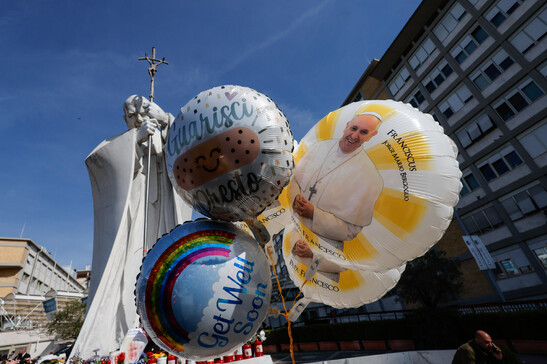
[{"xmin": 220, "ymin": 0, "xmax": 332, "ymax": 74}]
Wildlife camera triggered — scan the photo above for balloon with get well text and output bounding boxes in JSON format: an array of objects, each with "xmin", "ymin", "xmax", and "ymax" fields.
[
  {"xmin": 135, "ymin": 220, "xmax": 272, "ymax": 361},
  {"xmin": 278, "ymin": 100, "xmax": 462, "ymax": 273},
  {"xmin": 165, "ymin": 85, "xmax": 294, "ymax": 222}
]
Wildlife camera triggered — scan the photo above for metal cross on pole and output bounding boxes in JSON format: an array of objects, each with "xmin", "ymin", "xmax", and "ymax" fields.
[
  {"xmin": 138, "ymin": 46, "xmax": 169, "ymax": 102},
  {"xmin": 138, "ymin": 47, "xmax": 168, "ymax": 255}
]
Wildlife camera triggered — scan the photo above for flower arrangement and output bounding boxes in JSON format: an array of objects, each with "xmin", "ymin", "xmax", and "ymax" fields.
[
  {"xmin": 249, "ymin": 329, "xmax": 267, "ymax": 344},
  {"xmin": 114, "ymin": 353, "xmax": 124, "ymax": 364}
]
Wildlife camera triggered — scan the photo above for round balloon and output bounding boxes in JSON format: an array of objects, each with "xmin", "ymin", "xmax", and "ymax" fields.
[
  {"xmin": 135, "ymin": 220, "xmax": 272, "ymax": 360},
  {"xmin": 165, "ymin": 85, "xmax": 294, "ymax": 221},
  {"xmin": 274, "ymin": 100, "xmax": 461, "ymax": 272},
  {"xmin": 282, "ymin": 224, "xmax": 404, "ymax": 309}
]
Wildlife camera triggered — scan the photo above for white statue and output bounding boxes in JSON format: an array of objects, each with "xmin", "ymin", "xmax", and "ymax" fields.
[{"xmin": 72, "ymin": 95, "xmax": 192, "ymax": 359}]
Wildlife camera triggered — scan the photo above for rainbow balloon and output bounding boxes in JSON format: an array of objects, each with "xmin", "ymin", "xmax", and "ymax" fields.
[
  {"xmin": 145, "ymin": 230, "xmax": 235, "ymax": 350},
  {"xmin": 136, "ymin": 220, "xmax": 272, "ymax": 360}
]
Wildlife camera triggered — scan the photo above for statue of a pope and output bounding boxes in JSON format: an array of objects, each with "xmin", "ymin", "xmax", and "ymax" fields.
[{"xmin": 72, "ymin": 95, "xmax": 192, "ymax": 359}]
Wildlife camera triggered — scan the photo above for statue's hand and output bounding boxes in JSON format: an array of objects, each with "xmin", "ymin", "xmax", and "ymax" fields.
[
  {"xmin": 136, "ymin": 119, "xmax": 159, "ymax": 143},
  {"xmin": 145, "ymin": 102, "xmax": 169, "ymax": 128}
]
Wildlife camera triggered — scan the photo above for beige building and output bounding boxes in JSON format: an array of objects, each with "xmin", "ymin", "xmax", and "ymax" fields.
[
  {"xmin": 343, "ymin": 0, "xmax": 546, "ymax": 303},
  {"xmin": 0, "ymin": 237, "xmax": 86, "ymax": 331}
]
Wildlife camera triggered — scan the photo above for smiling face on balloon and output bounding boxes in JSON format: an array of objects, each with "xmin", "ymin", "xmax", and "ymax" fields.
[
  {"xmin": 166, "ymin": 85, "xmax": 294, "ymax": 221},
  {"xmin": 195, "ymin": 148, "xmax": 221, "ymax": 173},
  {"xmin": 173, "ymin": 127, "xmax": 261, "ymax": 191}
]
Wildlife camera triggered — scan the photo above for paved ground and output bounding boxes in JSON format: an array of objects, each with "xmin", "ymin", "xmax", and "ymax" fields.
[
  {"xmin": 269, "ymin": 350, "xmax": 547, "ymax": 363},
  {"xmin": 270, "ymin": 350, "xmax": 367, "ymax": 363}
]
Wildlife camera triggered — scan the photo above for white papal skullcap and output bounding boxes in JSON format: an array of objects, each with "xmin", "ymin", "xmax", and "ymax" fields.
[{"xmin": 356, "ymin": 111, "xmax": 383, "ymax": 122}]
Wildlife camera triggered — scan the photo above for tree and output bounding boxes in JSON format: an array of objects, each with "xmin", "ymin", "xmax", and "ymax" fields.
[
  {"xmin": 393, "ymin": 249, "xmax": 465, "ymax": 349},
  {"xmin": 396, "ymin": 249, "xmax": 463, "ymax": 308},
  {"xmin": 46, "ymin": 300, "xmax": 86, "ymax": 340}
]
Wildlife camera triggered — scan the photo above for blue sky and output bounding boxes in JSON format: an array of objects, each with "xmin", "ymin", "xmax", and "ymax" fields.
[{"xmin": 0, "ymin": 0, "xmax": 421, "ymax": 269}]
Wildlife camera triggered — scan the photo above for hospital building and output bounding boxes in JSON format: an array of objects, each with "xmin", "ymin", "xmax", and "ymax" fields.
[
  {"xmin": 342, "ymin": 0, "xmax": 546, "ymax": 304},
  {"xmin": 267, "ymin": 0, "xmax": 547, "ymax": 328}
]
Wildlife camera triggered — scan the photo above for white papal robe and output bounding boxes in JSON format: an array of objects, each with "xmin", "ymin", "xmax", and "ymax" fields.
[
  {"xmin": 72, "ymin": 122, "xmax": 192, "ymax": 359},
  {"xmin": 291, "ymin": 139, "xmax": 383, "ymax": 243}
]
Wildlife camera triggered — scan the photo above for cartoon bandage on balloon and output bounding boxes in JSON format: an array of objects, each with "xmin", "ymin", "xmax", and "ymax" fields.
[
  {"xmin": 166, "ymin": 85, "xmax": 294, "ymax": 221},
  {"xmin": 173, "ymin": 127, "xmax": 260, "ymax": 190}
]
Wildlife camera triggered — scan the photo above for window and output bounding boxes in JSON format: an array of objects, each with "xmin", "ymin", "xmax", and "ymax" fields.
[
  {"xmin": 501, "ymin": 183, "xmax": 547, "ymax": 221},
  {"xmin": 510, "ymin": 7, "xmax": 547, "ymax": 54},
  {"xmin": 477, "ymin": 145, "xmax": 523, "ymax": 182},
  {"xmin": 423, "ymin": 60, "xmax": 453, "ymax": 93},
  {"xmin": 460, "ymin": 170, "xmax": 481, "ymax": 196},
  {"xmin": 452, "ymin": 26, "xmax": 489, "ymax": 64},
  {"xmin": 456, "ymin": 113, "xmax": 495, "ymax": 148},
  {"xmin": 494, "ymin": 79, "xmax": 545, "ymax": 120},
  {"xmin": 540, "ymin": 62, "xmax": 547, "ymax": 77},
  {"xmin": 462, "ymin": 206, "xmax": 503, "ymax": 234},
  {"xmin": 471, "ymin": 49, "xmax": 515, "ymax": 90},
  {"xmin": 518, "ymin": 122, "xmax": 547, "ymax": 158},
  {"xmin": 494, "ymin": 247, "xmax": 534, "ymax": 279},
  {"xmin": 532, "ymin": 246, "xmax": 547, "ymax": 268},
  {"xmin": 500, "ymin": 258, "xmax": 521, "ymax": 277},
  {"xmin": 486, "ymin": 0, "xmax": 524, "ymax": 27},
  {"xmin": 439, "ymin": 84, "xmax": 474, "ymax": 119},
  {"xmin": 433, "ymin": 2, "xmax": 467, "ymax": 41},
  {"xmin": 472, "ymin": 26, "xmax": 489, "ymax": 43},
  {"xmin": 407, "ymin": 88, "xmax": 426, "ymax": 108},
  {"xmin": 388, "ymin": 67, "xmax": 411, "ymax": 95},
  {"xmin": 408, "ymin": 38, "xmax": 436, "ymax": 71}
]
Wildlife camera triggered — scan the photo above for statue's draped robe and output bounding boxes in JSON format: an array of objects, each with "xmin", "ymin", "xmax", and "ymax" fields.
[{"xmin": 72, "ymin": 126, "xmax": 192, "ymax": 359}]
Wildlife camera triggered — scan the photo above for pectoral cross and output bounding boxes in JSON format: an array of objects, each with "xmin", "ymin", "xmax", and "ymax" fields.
[{"xmin": 308, "ymin": 183, "xmax": 318, "ymax": 200}]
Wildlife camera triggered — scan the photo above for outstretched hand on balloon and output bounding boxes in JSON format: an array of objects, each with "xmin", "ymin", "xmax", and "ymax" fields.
[
  {"xmin": 292, "ymin": 239, "xmax": 313, "ymax": 258},
  {"xmin": 293, "ymin": 194, "xmax": 314, "ymax": 219}
]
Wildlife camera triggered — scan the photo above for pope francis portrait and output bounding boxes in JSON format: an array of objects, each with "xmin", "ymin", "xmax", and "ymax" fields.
[{"xmin": 291, "ymin": 112, "xmax": 383, "ymax": 262}]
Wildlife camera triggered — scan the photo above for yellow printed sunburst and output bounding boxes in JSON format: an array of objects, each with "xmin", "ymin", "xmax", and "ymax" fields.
[
  {"xmin": 261, "ymin": 100, "xmax": 461, "ymax": 273},
  {"xmin": 257, "ymin": 100, "xmax": 461, "ymax": 310},
  {"xmin": 281, "ymin": 225, "xmax": 404, "ymax": 309}
]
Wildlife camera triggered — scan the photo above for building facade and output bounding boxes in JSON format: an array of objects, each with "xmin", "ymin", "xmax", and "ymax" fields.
[
  {"xmin": 343, "ymin": 0, "xmax": 546, "ymax": 303},
  {"xmin": 0, "ymin": 237, "xmax": 86, "ymax": 331}
]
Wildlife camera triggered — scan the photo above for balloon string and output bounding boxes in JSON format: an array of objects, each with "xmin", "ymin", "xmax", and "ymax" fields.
[
  {"xmin": 290, "ymin": 281, "xmax": 307, "ymax": 312},
  {"xmin": 266, "ymin": 245, "xmax": 297, "ymax": 364}
]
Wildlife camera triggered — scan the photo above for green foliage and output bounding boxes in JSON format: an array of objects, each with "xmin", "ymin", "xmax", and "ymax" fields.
[
  {"xmin": 264, "ymin": 310, "xmax": 547, "ymax": 347},
  {"xmin": 457, "ymin": 311, "xmax": 547, "ymax": 340},
  {"xmin": 404, "ymin": 307, "xmax": 464, "ymax": 349},
  {"xmin": 265, "ymin": 327, "xmax": 291, "ymax": 344},
  {"xmin": 396, "ymin": 249, "xmax": 463, "ymax": 308},
  {"xmin": 266, "ymin": 319, "xmax": 411, "ymax": 344},
  {"xmin": 46, "ymin": 300, "xmax": 86, "ymax": 340}
]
